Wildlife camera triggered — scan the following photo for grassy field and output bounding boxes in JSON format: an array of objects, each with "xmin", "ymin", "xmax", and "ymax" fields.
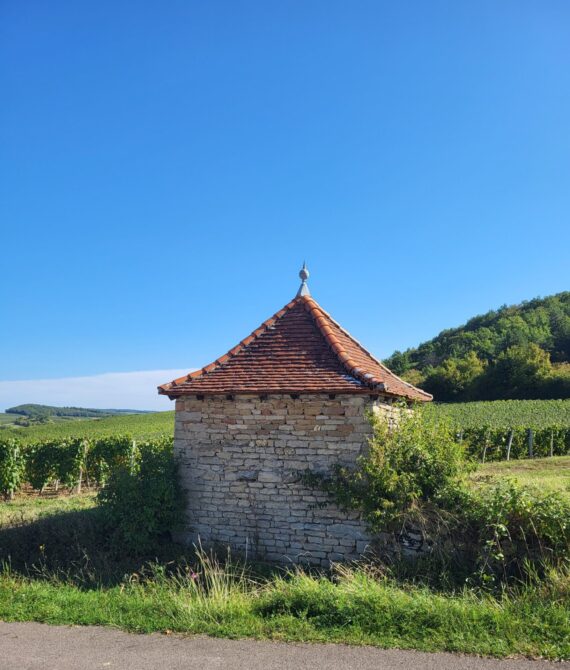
[
  {"xmin": 0, "ymin": 410, "xmax": 175, "ymax": 442},
  {"xmin": 0, "ymin": 413, "xmax": 19, "ymax": 425},
  {"xmin": 472, "ymin": 455, "xmax": 570, "ymax": 501},
  {"xmin": 0, "ymin": 491, "xmax": 97, "ymax": 526}
]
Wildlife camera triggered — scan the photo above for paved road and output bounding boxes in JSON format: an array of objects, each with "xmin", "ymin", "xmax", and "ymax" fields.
[{"xmin": 0, "ymin": 622, "xmax": 567, "ymax": 670}]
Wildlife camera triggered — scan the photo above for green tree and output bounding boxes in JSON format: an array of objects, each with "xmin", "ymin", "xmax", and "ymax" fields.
[
  {"xmin": 484, "ymin": 343, "xmax": 552, "ymax": 399},
  {"xmin": 400, "ymin": 368, "xmax": 426, "ymax": 388},
  {"xmin": 424, "ymin": 352, "xmax": 485, "ymax": 401},
  {"xmin": 383, "ymin": 291, "xmax": 570, "ymax": 400}
]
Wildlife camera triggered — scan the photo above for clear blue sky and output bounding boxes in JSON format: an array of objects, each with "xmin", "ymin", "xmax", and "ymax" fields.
[{"xmin": 1, "ymin": 1, "xmax": 569, "ymax": 397}]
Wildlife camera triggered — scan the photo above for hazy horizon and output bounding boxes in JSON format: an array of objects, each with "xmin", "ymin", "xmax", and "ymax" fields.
[{"xmin": 0, "ymin": 369, "xmax": 191, "ymax": 413}]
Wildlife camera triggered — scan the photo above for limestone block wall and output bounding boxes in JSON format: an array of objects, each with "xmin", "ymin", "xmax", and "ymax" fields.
[{"xmin": 174, "ymin": 393, "xmax": 395, "ymax": 566}]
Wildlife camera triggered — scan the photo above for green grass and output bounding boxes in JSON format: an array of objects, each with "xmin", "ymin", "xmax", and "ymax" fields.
[
  {"xmin": 0, "ymin": 491, "xmax": 97, "ymax": 526},
  {"xmin": 0, "ymin": 413, "xmax": 18, "ymax": 425},
  {"xmin": 0, "ymin": 558, "xmax": 568, "ymax": 659},
  {"xmin": 0, "ymin": 410, "xmax": 174, "ymax": 442},
  {"xmin": 471, "ymin": 455, "xmax": 570, "ymax": 501},
  {"xmin": 428, "ymin": 399, "xmax": 570, "ymax": 429}
]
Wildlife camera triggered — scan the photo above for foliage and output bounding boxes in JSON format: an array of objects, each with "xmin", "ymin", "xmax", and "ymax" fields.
[
  {"xmin": 481, "ymin": 343, "xmax": 553, "ymax": 398},
  {"xmin": 304, "ymin": 408, "xmax": 466, "ymax": 529},
  {"xmin": 385, "ymin": 291, "xmax": 570, "ymax": 400},
  {"xmin": 460, "ymin": 426, "xmax": 569, "ymax": 462},
  {"xmin": 0, "ymin": 434, "xmax": 172, "ymax": 496},
  {"xmin": 0, "ymin": 440, "xmax": 26, "ymax": 500},
  {"xmin": 86, "ymin": 435, "xmax": 135, "ymax": 485},
  {"xmin": 305, "ymin": 407, "xmax": 570, "ymax": 584},
  {"xmin": 419, "ymin": 351, "xmax": 485, "ymax": 400},
  {"xmin": 24, "ymin": 439, "xmax": 88, "ymax": 491},
  {"xmin": 97, "ymin": 437, "xmax": 183, "ymax": 554},
  {"xmin": 465, "ymin": 481, "xmax": 570, "ymax": 584}
]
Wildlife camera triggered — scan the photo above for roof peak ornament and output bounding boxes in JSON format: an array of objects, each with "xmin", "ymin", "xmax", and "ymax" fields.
[{"xmin": 296, "ymin": 261, "xmax": 310, "ymax": 297}]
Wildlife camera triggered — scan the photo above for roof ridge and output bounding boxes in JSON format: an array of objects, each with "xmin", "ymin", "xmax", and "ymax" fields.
[
  {"xmin": 159, "ymin": 297, "xmax": 300, "ymax": 391},
  {"xmin": 300, "ymin": 295, "xmax": 432, "ymax": 400},
  {"xmin": 300, "ymin": 296, "xmax": 385, "ymax": 391}
]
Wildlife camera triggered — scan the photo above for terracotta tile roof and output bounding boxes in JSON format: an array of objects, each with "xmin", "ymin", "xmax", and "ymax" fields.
[{"xmin": 158, "ymin": 295, "xmax": 432, "ymax": 402}]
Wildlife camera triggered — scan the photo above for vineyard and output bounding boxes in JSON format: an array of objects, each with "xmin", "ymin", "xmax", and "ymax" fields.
[
  {"xmin": 428, "ymin": 399, "xmax": 570, "ymax": 462},
  {"xmin": 0, "ymin": 410, "xmax": 174, "ymax": 442},
  {"xmin": 0, "ymin": 401, "xmax": 569, "ymax": 496},
  {"xmin": 427, "ymin": 399, "xmax": 570, "ymax": 428},
  {"xmin": 0, "ymin": 435, "xmax": 173, "ymax": 500}
]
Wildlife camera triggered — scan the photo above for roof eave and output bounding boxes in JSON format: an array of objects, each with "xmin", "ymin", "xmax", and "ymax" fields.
[{"xmin": 159, "ymin": 384, "xmax": 431, "ymax": 402}]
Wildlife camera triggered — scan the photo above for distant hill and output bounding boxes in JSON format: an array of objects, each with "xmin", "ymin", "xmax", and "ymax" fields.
[
  {"xmin": 5, "ymin": 404, "xmax": 151, "ymax": 420},
  {"xmin": 385, "ymin": 291, "xmax": 570, "ymax": 401}
]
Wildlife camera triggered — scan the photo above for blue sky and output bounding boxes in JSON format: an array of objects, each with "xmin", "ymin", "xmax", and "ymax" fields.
[{"xmin": 1, "ymin": 1, "xmax": 569, "ymax": 409}]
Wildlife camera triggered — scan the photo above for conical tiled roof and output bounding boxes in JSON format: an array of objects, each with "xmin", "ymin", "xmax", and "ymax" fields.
[{"xmin": 158, "ymin": 295, "xmax": 432, "ymax": 402}]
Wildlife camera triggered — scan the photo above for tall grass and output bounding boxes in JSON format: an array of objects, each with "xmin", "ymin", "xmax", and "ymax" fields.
[{"xmin": 0, "ymin": 551, "xmax": 568, "ymax": 659}]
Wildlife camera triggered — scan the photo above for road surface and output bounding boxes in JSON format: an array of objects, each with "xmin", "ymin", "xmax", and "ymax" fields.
[{"xmin": 0, "ymin": 622, "xmax": 567, "ymax": 670}]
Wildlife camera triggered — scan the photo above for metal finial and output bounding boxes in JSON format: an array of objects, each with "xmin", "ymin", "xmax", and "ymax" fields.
[{"xmin": 296, "ymin": 261, "xmax": 310, "ymax": 297}]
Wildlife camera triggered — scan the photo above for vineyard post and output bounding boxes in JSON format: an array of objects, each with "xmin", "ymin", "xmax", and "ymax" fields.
[
  {"xmin": 550, "ymin": 431, "xmax": 554, "ymax": 458},
  {"xmin": 506, "ymin": 430, "xmax": 514, "ymax": 461},
  {"xmin": 528, "ymin": 429, "xmax": 534, "ymax": 458},
  {"xmin": 76, "ymin": 439, "xmax": 88, "ymax": 494},
  {"xmin": 83, "ymin": 439, "xmax": 90, "ymax": 488},
  {"xmin": 482, "ymin": 431, "xmax": 489, "ymax": 463},
  {"xmin": 76, "ymin": 442, "xmax": 82, "ymax": 494}
]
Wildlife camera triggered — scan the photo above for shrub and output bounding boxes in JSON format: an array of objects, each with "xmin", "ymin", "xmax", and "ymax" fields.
[
  {"xmin": 305, "ymin": 407, "xmax": 570, "ymax": 586},
  {"xmin": 304, "ymin": 406, "xmax": 466, "ymax": 530},
  {"xmin": 0, "ymin": 439, "xmax": 26, "ymax": 500},
  {"xmin": 465, "ymin": 481, "xmax": 570, "ymax": 583},
  {"xmin": 97, "ymin": 437, "xmax": 182, "ymax": 554}
]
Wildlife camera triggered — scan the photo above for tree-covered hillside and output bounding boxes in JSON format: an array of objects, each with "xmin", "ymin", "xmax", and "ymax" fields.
[{"xmin": 385, "ymin": 292, "xmax": 570, "ymax": 401}]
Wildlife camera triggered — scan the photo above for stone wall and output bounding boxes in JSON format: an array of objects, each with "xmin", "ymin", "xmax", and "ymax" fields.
[{"xmin": 174, "ymin": 393, "xmax": 395, "ymax": 566}]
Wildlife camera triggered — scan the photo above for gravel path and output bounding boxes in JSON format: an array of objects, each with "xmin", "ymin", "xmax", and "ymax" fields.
[{"xmin": 0, "ymin": 622, "xmax": 567, "ymax": 670}]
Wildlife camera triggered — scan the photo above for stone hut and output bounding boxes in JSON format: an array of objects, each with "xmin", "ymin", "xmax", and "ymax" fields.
[{"xmin": 159, "ymin": 266, "xmax": 431, "ymax": 565}]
